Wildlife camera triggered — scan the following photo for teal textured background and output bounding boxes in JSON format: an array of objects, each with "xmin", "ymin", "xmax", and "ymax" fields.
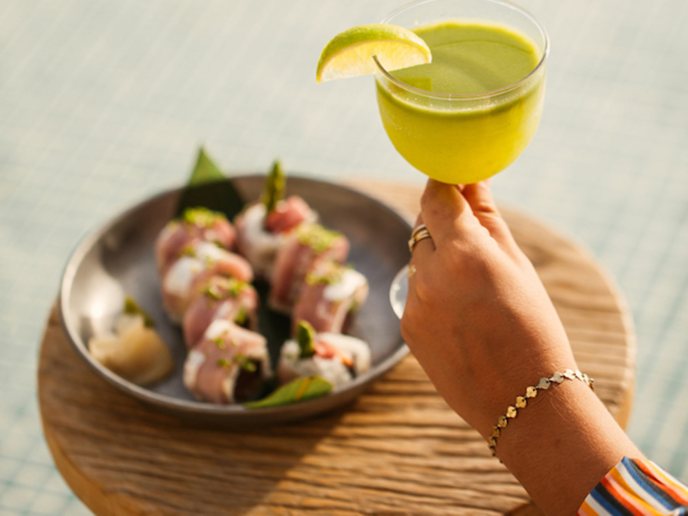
[{"xmin": 1, "ymin": 0, "xmax": 686, "ymax": 512}]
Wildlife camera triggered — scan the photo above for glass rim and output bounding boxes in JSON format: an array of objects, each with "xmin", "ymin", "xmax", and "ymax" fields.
[{"xmin": 374, "ymin": 0, "xmax": 550, "ymax": 101}]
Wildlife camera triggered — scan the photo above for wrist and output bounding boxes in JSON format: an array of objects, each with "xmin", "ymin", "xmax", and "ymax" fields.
[
  {"xmin": 472, "ymin": 354, "xmax": 577, "ymax": 439},
  {"xmin": 494, "ymin": 376, "xmax": 640, "ymax": 515}
]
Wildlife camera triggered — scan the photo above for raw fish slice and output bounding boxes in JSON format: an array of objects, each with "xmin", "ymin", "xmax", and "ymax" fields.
[
  {"xmin": 293, "ymin": 260, "xmax": 368, "ymax": 334},
  {"xmin": 235, "ymin": 196, "xmax": 316, "ymax": 277},
  {"xmin": 270, "ymin": 224, "xmax": 349, "ymax": 313},
  {"xmin": 183, "ymin": 320, "xmax": 271, "ymax": 404},
  {"xmin": 183, "ymin": 277, "xmax": 258, "ymax": 349},
  {"xmin": 265, "ymin": 196, "xmax": 315, "ymax": 233},
  {"xmin": 155, "ymin": 207, "xmax": 236, "ymax": 274},
  {"xmin": 162, "ymin": 241, "xmax": 253, "ymax": 323}
]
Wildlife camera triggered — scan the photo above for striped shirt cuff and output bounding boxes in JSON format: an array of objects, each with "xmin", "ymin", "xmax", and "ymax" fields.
[{"xmin": 578, "ymin": 457, "xmax": 688, "ymax": 515}]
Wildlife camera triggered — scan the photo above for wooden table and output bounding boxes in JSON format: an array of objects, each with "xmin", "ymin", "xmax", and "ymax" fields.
[{"xmin": 38, "ymin": 182, "xmax": 635, "ymax": 515}]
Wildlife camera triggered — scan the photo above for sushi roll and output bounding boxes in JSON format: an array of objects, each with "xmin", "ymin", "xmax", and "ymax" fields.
[
  {"xmin": 278, "ymin": 321, "xmax": 371, "ymax": 390},
  {"xmin": 293, "ymin": 260, "xmax": 368, "ymax": 334},
  {"xmin": 269, "ymin": 224, "xmax": 349, "ymax": 313},
  {"xmin": 161, "ymin": 241, "xmax": 253, "ymax": 323},
  {"xmin": 183, "ymin": 320, "xmax": 271, "ymax": 404},
  {"xmin": 156, "ymin": 207, "xmax": 236, "ymax": 274},
  {"xmin": 235, "ymin": 161, "xmax": 316, "ymax": 277},
  {"xmin": 183, "ymin": 276, "xmax": 259, "ymax": 349}
]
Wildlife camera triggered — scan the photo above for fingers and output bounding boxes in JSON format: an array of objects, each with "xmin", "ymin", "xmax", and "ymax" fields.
[
  {"xmin": 407, "ymin": 215, "xmax": 435, "ymax": 306},
  {"xmin": 400, "ymin": 286, "xmax": 421, "ymax": 343},
  {"xmin": 420, "ymin": 179, "xmax": 474, "ymax": 244},
  {"xmin": 420, "ymin": 179, "xmax": 521, "ymax": 259},
  {"xmin": 410, "ymin": 214, "xmax": 435, "ymax": 263},
  {"xmin": 461, "ymin": 182, "xmax": 518, "ymax": 251}
]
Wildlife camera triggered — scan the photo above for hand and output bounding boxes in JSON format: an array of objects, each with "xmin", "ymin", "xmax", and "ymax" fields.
[
  {"xmin": 401, "ymin": 179, "xmax": 640, "ymax": 515},
  {"xmin": 402, "ymin": 179, "xmax": 576, "ymax": 437}
]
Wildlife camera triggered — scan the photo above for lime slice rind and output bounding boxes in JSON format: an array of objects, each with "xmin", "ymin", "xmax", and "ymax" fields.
[{"xmin": 316, "ymin": 23, "xmax": 432, "ymax": 83}]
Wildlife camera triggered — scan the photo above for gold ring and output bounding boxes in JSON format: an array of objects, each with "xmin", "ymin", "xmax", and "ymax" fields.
[{"xmin": 408, "ymin": 224, "xmax": 433, "ymax": 253}]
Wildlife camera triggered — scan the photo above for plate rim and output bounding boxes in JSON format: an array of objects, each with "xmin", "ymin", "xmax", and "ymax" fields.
[{"xmin": 58, "ymin": 174, "xmax": 411, "ymax": 420}]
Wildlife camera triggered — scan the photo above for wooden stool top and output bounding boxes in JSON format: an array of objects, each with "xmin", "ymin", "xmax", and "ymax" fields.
[{"xmin": 38, "ymin": 181, "xmax": 634, "ymax": 515}]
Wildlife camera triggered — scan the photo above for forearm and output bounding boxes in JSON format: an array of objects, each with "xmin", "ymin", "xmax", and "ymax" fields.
[
  {"xmin": 403, "ymin": 180, "xmax": 644, "ymax": 514},
  {"xmin": 496, "ymin": 379, "xmax": 641, "ymax": 515}
]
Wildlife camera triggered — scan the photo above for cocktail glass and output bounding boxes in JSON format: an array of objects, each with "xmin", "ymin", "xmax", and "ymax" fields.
[{"xmin": 380, "ymin": 0, "xmax": 549, "ymax": 317}]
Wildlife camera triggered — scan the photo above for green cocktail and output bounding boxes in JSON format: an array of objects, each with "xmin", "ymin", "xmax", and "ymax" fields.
[
  {"xmin": 315, "ymin": 0, "xmax": 548, "ymax": 316},
  {"xmin": 375, "ymin": 0, "xmax": 548, "ymax": 184}
]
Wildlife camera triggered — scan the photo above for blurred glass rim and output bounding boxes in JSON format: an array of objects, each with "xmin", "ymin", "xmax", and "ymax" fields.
[{"xmin": 374, "ymin": 0, "xmax": 550, "ymax": 101}]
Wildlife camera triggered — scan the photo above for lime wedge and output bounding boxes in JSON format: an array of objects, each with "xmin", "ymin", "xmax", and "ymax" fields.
[{"xmin": 316, "ymin": 23, "xmax": 432, "ymax": 83}]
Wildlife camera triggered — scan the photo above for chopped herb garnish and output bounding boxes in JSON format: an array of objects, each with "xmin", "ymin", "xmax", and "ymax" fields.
[
  {"xmin": 261, "ymin": 160, "xmax": 285, "ymax": 215},
  {"xmin": 123, "ymin": 297, "xmax": 154, "ymax": 327},
  {"xmin": 296, "ymin": 224, "xmax": 341, "ymax": 253},
  {"xmin": 203, "ymin": 284, "xmax": 224, "ymax": 301},
  {"xmin": 235, "ymin": 354, "xmax": 257, "ymax": 373},
  {"xmin": 213, "ymin": 337, "xmax": 227, "ymax": 349},
  {"xmin": 226, "ymin": 278, "xmax": 246, "ymax": 297},
  {"xmin": 296, "ymin": 320, "xmax": 316, "ymax": 359},
  {"xmin": 234, "ymin": 307, "xmax": 248, "ymax": 326},
  {"xmin": 216, "ymin": 358, "xmax": 231, "ymax": 368},
  {"xmin": 306, "ymin": 261, "xmax": 344, "ymax": 286},
  {"xmin": 182, "ymin": 207, "xmax": 224, "ymax": 228},
  {"xmin": 181, "ymin": 244, "xmax": 196, "ymax": 257},
  {"xmin": 202, "ymin": 278, "xmax": 247, "ymax": 301}
]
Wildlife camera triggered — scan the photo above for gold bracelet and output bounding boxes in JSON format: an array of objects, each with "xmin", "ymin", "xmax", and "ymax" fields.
[{"xmin": 488, "ymin": 369, "xmax": 594, "ymax": 457}]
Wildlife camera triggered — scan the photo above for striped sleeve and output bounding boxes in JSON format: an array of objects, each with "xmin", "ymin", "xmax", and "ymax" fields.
[{"xmin": 578, "ymin": 457, "xmax": 688, "ymax": 515}]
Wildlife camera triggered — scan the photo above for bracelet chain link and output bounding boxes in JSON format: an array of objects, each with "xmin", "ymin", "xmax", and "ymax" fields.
[{"xmin": 488, "ymin": 369, "xmax": 594, "ymax": 457}]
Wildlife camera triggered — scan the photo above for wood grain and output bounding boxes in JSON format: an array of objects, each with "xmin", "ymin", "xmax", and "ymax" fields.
[{"xmin": 38, "ymin": 181, "xmax": 635, "ymax": 515}]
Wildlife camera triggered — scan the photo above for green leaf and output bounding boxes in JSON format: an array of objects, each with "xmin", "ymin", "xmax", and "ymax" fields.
[
  {"xmin": 174, "ymin": 146, "xmax": 246, "ymax": 221},
  {"xmin": 243, "ymin": 376, "xmax": 333, "ymax": 409},
  {"xmin": 187, "ymin": 146, "xmax": 226, "ymax": 186}
]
